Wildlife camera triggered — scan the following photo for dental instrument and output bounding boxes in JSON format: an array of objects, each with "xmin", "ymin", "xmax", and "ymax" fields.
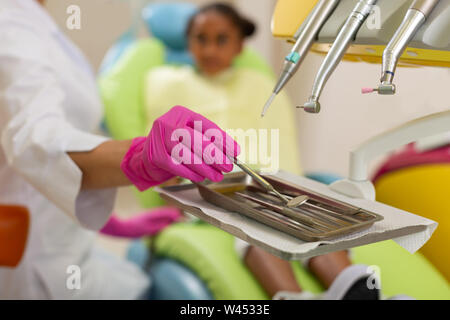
[
  {"xmin": 236, "ymin": 190, "xmax": 363, "ymax": 227},
  {"xmin": 234, "ymin": 191, "xmax": 319, "ymax": 228},
  {"xmin": 194, "ymin": 172, "xmax": 384, "ymax": 242},
  {"xmin": 156, "ymin": 0, "xmax": 448, "ymax": 259},
  {"xmin": 233, "ymin": 157, "xmax": 334, "ymax": 210},
  {"xmin": 233, "ymin": 158, "xmax": 291, "ymax": 204},
  {"xmin": 303, "ymin": 0, "xmax": 378, "ymax": 114},
  {"xmin": 362, "ymin": 0, "xmax": 440, "ymax": 95},
  {"xmin": 261, "ymin": 0, "xmax": 340, "ymax": 117}
]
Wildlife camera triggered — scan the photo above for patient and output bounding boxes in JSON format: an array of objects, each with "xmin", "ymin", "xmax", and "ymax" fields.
[
  {"xmin": 140, "ymin": 3, "xmax": 380, "ymax": 300},
  {"xmin": 143, "ymin": 3, "xmax": 300, "ymax": 175}
]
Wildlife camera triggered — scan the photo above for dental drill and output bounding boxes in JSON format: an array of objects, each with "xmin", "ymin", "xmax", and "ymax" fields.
[
  {"xmin": 303, "ymin": 0, "xmax": 378, "ymax": 114},
  {"xmin": 363, "ymin": 0, "xmax": 440, "ymax": 95},
  {"xmin": 261, "ymin": 0, "xmax": 340, "ymax": 117}
]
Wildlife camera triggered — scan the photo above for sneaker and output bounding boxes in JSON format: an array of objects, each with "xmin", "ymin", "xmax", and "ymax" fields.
[{"xmin": 321, "ymin": 265, "xmax": 380, "ymax": 300}]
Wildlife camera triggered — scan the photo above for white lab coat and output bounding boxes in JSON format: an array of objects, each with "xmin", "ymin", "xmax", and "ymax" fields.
[{"xmin": 0, "ymin": 0, "xmax": 149, "ymax": 299}]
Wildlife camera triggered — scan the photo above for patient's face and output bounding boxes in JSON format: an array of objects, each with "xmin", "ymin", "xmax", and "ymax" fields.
[{"xmin": 188, "ymin": 11, "xmax": 243, "ymax": 76}]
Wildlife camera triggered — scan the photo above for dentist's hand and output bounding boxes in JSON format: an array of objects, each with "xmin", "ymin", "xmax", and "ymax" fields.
[{"xmin": 121, "ymin": 106, "xmax": 241, "ymax": 191}]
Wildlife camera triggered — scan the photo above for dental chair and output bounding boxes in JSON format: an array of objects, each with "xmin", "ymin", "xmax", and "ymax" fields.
[
  {"xmin": 100, "ymin": 2, "xmax": 449, "ymax": 300},
  {"xmin": 127, "ymin": 186, "xmax": 450, "ymax": 300},
  {"xmin": 373, "ymin": 143, "xmax": 450, "ymax": 282},
  {"xmin": 0, "ymin": 205, "xmax": 29, "ymax": 267}
]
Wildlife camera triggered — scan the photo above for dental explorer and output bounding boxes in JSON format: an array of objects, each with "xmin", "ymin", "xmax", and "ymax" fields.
[
  {"xmin": 232, "ymin": 157, "xmax": 291, "ymax": 204},
  {"xmin": 261, "ymin": 0, "xmax": 340, "ymax": 117},
  {"xmin": 303, "ymin": 0, "xmax": 378, "ymax": 114},
  {"xmin": 362, "ymin": 0, "xmax": 440, "ymax": 95}
]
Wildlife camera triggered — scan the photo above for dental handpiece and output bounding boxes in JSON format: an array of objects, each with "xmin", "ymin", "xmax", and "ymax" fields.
[
  {"xmin": 362, "ymin": 0, "xmax": 440, "ymax": 95},
  {"xmin": 303, "ymin": 0, "xmax": 378, "ymax": 114},
  {"xmin": 261, "ymin": 0, "xmax": 340, "ymax": 117}
]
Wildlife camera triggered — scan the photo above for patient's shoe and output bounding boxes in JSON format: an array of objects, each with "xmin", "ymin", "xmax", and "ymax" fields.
[
  {"xmin": 273, "ymin": 265, "xmax": 381, "ymax": 300},
  {"xmin": 322, "ymin": 265, "xmax": 380, "ymax": 300}
]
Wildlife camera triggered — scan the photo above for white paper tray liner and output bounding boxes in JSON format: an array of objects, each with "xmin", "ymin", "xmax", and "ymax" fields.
[{"xmin": 156, "ymin": 171, "xmax": 437, "ymax": 260}]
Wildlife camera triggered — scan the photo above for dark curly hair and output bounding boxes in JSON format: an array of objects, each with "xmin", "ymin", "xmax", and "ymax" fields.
[{"xmin": 186, "ymin": 3, "xmax": 257, "ymax": 38}]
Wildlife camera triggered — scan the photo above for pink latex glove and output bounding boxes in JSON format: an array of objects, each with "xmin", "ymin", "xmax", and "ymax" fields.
[
  {"xmin": 100, "ymin": 207, "xmax": 182, "ymax": 238},
  {"xmin": 121, "ymin": 106, "xmax": 241, "ymax": 191}
]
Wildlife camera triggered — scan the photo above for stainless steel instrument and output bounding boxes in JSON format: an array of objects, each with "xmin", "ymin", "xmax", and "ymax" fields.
[
  {"xmin": 363, "ymin": 0, "xmax": 441, "ymax": 95},
  {"xmin": 303, "ymin": 0, "xmax": 378, "ymax": 113},
  {"xmin": 233, "ymin": 158, "xmax": 291, "ymax": 204},
  {"xmin": 261, "ymin": 0, "xmax": 340, "ymax": 117},
  {"xmin": 194, "ymin": 172, "xmax": 383, "ymax": 242}
]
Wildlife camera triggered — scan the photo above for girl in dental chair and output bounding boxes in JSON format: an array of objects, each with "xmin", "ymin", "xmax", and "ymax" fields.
[
  {"xmin": 144, "ymin": 3, "xmax": 300, "ymax": 176},
  {"xmin": 100, "ymin": 1, "xmax": 449, "ymax": 300}
]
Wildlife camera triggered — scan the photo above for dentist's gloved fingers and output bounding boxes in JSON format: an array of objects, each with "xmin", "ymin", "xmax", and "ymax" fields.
[
  {"xmin": 155, "ymin": 128, "xmax": 222, "ymax": 182},
  {"xmin": 186, "ymin": 112, "xmax": 241, "ymax": 158},
  {"xmin": 121, "ymin": 137, "xmax": 175, "ymax": 191},
  {"xmin": 144, "ymin": 128, "xmax": 206, "ymax": 183},
  {"xmin": 121, "ymin": 106, "xmax": 239, "ymax": 191},
  {"xmin": 203, "ymin": 142, "xmax": 234, "ymax": 173},
  {"xmin": 156, "ymin": 105, "xmax": 193, "ymax": 126},
  {"xmin": 168, "ymin": 142, "xmax": 224, "ymax": 182},
  {"xmin": 169, "ymin": 126, "xmax": 234, "ymax": 173},
  {"xmin": 150, "ymin": 115, "xmax": 224, "ymax": 182},
  {"xmin": 156, "ymin": 105, "xmax": 240, "ymax": 159},
  {"xmin": 152, "ymin": 146, "xmax": 205, "ymax": 183}
]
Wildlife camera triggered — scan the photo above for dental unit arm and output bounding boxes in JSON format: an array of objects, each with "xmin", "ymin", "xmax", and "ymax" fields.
[
  {"xmin": 303, "ymin": 0, "xmax": 378, "ymax": 114},
  {"xmin": 363, "ymin": 0, "xmax": 441, "ymax": 95},
  {"xmin": 329, "ymin": 110, "xmax": 450, "ymax": 200}
]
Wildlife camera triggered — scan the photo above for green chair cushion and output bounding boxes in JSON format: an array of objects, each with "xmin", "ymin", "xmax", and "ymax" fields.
[
  {"xmin": 99, "ymin": 38, "xmax": 166, "ymax": 140},
  {"xmin": 154, "ymin": 222, "xmax": 450, "ymax": 300},
  {"xmin": 233, "ymin": 47, "xmax": 275, "ymax": 79},
  {"xmin": 154, "ymin": 221, "xmax": 268, "ymax": 300},
  {"xmin": 351, "ymin": 240, "xmax": 449, "ymax": 300}
]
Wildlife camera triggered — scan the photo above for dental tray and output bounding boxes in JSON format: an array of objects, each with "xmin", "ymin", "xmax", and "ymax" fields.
[
  {"xmin": 194, "ymin": 172, "xmax": 383, "ymax": 242},
  {"xmin": 156, "ymin": 171, "xmax": 436, "ymax": 260}
]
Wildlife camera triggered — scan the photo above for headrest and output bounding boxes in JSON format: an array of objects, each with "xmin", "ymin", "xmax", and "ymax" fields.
[{"xmin": 142, "ymin": 2, "xmax": 197, "ymax": 51}]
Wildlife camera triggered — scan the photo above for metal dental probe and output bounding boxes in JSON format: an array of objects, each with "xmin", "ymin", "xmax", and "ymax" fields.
[
  {"xmin": 235, "ymin": 192, "xmax": 324, "ymax": 229},
  {"xmin": 232, "ymin": 158, "xmax": 291, "ymax": 204},
  {"xmin": 261, "ymin": 93, "xmax": 276, "ymax": 118}
]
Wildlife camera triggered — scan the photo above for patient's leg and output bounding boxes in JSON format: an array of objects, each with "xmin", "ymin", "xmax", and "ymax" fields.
[
  {"xmin": 308, "ymin": 251, "xmax": 352, "ymax": 288},
  {"xmin": 243, "ymin": 246, "xmax": 302, "ymax": 298}
]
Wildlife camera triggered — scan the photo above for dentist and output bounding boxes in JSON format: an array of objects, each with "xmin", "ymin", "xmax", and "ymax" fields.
[{"xmin": 0, "ymin": 0, "xmax": 239, "ymax": 299}]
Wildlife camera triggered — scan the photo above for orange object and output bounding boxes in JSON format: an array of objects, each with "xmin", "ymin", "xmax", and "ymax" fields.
[{"xmin": 0, "ymin": 205, "xmax": 29, "ymax": 267}]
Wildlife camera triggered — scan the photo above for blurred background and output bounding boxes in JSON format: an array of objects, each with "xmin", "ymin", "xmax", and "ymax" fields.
[
  {"xmin": 45, "ymin": 0, "xmax": 450, "ymax": 176},
  {"xmin": 43, "ymin": 0, "xmax": 449, "ymax": 255}
]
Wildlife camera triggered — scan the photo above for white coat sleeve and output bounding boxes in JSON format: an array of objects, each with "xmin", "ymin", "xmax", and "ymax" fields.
[{"xmin": 0, "ymin": 21, "xmax": 116, "ymax": 230}]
